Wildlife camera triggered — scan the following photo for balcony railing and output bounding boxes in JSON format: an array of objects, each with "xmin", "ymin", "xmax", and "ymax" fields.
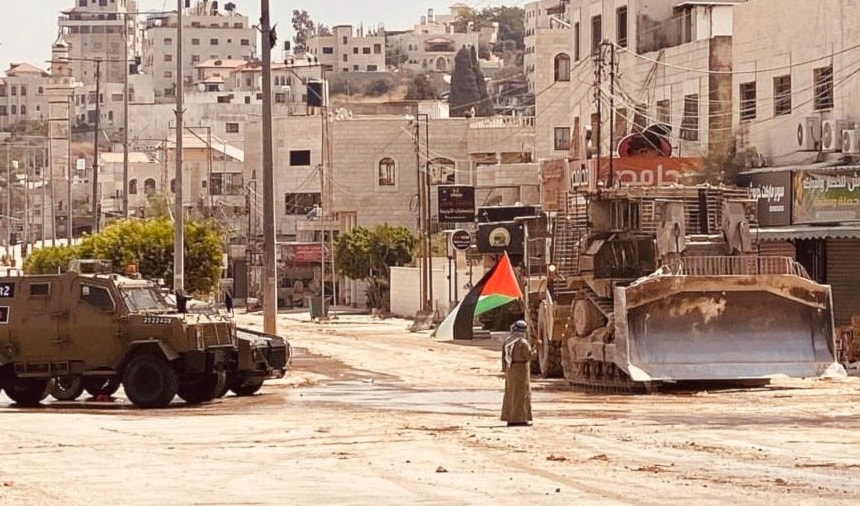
[{"xmin": 469, "ymin": 116, "xmax": 534, "ymax": 129}]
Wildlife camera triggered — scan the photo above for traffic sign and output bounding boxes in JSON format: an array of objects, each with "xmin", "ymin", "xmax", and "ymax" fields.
[{"xmin": 450, "ymin": 229, "xmax": 472, "ymax": 250}]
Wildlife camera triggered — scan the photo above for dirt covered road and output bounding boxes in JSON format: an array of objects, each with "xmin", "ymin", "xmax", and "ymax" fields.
[{"xmin": 1, "ymin": 309, "xmax": 859, "ymax": 505}]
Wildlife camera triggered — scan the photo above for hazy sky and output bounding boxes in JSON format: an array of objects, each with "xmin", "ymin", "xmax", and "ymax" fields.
[{"xmin": 0, "ymin": 0, "xmax": 522, "ymax": 73}]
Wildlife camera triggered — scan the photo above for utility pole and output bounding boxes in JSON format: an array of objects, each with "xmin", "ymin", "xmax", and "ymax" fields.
[
  {"xmin": 608, "ymin": 41, "xmax": 616, "ymax": 187},
  {"xmin": 68, "ymin": 95, "xmax": 74, "ymax": 244},
  {"xmin": 123, "ymin": 12, "xmax": 130, "ymax": 219},
  {"xmin": 594, "ymin": 44, "xmax": 602, "ymax": 185},
  {"xmin": 261, "ymin": 0, "xmax": 278, "ymax": 335},
  {"xmin": 92, "ymin": 58, "xmax": 102, "ymax": 233},
  {"xmin": 423, "ymin": 114, "xmax": 432, "ymax": 313},
  {"xmin": 173, "ymin": 0, "xmax": 185, "ymax": 292},
  {"xmin": 414, "ymin": 119, "xmax": 426, "ymax": 312}
]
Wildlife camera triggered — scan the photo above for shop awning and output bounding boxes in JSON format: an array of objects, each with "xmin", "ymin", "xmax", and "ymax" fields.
[{"xmin": 754, "ymin": 225, "xmax": 860, "ymax": 241}]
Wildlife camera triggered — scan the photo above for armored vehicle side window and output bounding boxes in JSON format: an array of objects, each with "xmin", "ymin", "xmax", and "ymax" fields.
[
  {"xmin": 29, "ymin": 283, "xmax": 50, "ymax": 296},
  {"xmin": 81, "ymin": 285, "xmax": 114, "ymax": 312}
]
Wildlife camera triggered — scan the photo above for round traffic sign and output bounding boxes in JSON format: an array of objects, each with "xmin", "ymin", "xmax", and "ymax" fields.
[{"xmin": 450, "ymin": 229, "xmax": 472, "ymax": 250}]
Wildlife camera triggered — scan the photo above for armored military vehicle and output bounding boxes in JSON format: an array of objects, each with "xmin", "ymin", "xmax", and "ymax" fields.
[
  {"xmin": 0, "ymin": 270, "xmax": 288, "ymax": 407},
  {"xmin": 520, "ymin": 184, "xmax": 841, "ymax": 390}
]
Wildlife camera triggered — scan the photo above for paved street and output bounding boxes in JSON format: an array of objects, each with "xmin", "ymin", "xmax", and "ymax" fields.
[{"xmin": 1, "ymin": 309, "xmax": 859, "ymax": 505}]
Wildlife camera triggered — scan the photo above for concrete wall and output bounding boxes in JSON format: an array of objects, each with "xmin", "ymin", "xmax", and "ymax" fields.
[{"xmin": 390, "ymin": 256, "xmax": 476, "ymax": 318}]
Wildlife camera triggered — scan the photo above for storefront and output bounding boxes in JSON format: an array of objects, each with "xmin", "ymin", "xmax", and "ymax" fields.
[{"xmin": 743, "ymin": 166, "xmax": 860, "ymax": 325}]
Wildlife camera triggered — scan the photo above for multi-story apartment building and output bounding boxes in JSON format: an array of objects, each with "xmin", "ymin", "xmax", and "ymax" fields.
[
  {"xmin": 730, "ymin": 0, "xmax": 860, "ymax": 325},
  {"xmin": 532, "ymin": 0, "xmax": 740, "ymax": 166},
  {"xmin": 144, "ymin": 0, "xmax": 255, "ymax": 101},
  {"xmin": 386, "ymin": 8, "xmax": 483, "ymax": 74},
  {"xmin": 306, "ymin": 25, "xmax": 385, "ymax": 74},
  {"xmin": 58, "ymin": 0, "xmax": 141, "ymax": 86},
  {"xmin": 0, "ymin": 64, "xmax": 51, "ymax": 131}
]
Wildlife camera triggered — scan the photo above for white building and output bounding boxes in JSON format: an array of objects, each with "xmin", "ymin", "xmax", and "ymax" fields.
[
  {"xmin": 58, "ymin": 0, "xmax": 141, "ymax": 86},
  {"xmin": 306, "ymin": 25, "xmax": 386, "ymax": 74},
  {"xmin": 143, "ymin": 0, "xmax": 255, "ymax": 102}
]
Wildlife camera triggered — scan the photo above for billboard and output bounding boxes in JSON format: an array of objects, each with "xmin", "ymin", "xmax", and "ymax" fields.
[
  {"xmin": 437, "ymin": 185, "xmax": 475, "ymax": 223},
  {"xmin": 792, "ymin": 169, "xmax": 860, "ymax": 224}
]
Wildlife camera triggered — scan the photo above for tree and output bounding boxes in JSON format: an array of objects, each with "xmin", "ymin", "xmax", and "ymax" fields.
[
  {"xmin": 291, "ymin": 9, "xmax": 315, "ymax": 54},
  {"xmin": 452, "ymin": 6, "xmax": 525, "ymax": 52},
  {"xmin": 449, "ymin": 47, "xmax": 493, "ymax": 117},
  {"xmin": 334, "ymin": 225, "xmax": 415, "ymax": 310},
  {"xmin": 405, "ymin": 74, "xmax": 439, "ymax": 100},
  {"xmin": 24, "ymin": 218, "xmax": 224, "ymax": 295},
  {"xmin": 366, "ymin": 78, "xmax": 394, "ymax": 97}
]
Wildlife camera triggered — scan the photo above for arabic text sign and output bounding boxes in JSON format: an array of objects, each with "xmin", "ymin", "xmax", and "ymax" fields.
[{"xmin": 793, "ymin": 170, "xmax": 860, "ymax": 224}]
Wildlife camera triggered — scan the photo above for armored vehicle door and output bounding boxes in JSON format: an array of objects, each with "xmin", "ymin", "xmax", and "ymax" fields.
[
  {"xmin": 69, "ymin": 278, "xmax": 124, "ymax": 366},
  {"xmin": 16, "ymin": 278, "xmax": 65, "ymax": 354},
  {"xmin": 0, "ymin": 280, "xmax": 16, "ymax": 352}
]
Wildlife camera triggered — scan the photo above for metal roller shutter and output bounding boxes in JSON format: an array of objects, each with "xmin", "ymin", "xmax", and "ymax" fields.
[
  {"xmin": 826, "ymin": 240, "xmax": 860, "ymax": 326},
  {"xmin": 757, "ymin": 240, "xmax": 795, "ymax": 259}
]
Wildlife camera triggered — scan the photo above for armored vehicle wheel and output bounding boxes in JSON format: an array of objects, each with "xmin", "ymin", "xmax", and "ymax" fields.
[
  {"xmin": 51, "ymin": 375, "xmax": 84, "ymax": 401},
  {"xmin": 230, "ymin": 378, "xmax": 264, "ymax": 396},
  {"xmin": 537, "ymin": 307, "xmax": 563, "ymax": 378},
  {"xmin": 123, "ymin": 355, "xmax": 179, "ymax": 408},
  {"xmin": 5, "ymin": 378, "xmax": 52, "ymax": 406},
  {"xmin": 83, "ymin": 377, "xmax": 121, "ymax": 397},
  {"xmin": 177, "ymin": 370, "xmax": 226, "ymax": 404}
]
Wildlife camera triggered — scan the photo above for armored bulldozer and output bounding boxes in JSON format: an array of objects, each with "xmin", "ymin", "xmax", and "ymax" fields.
[
  {"xmin": 0, "ymin": 270, "xmax": 288, "ymax": 407},
  {"xmin": 521, "ymin": 185, "xmax": 841, "ymax": 390}
]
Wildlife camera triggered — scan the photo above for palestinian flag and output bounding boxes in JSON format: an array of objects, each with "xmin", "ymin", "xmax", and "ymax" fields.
[{"xmin": 433, "ymin": 251, "xmax": 523, "ymax": 340}]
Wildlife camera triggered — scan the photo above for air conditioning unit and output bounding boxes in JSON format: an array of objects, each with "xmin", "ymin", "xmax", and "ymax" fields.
[
  {"xmin": 843, "ymin": 129, "xmax": 860, "ymax": 154},
  {"xmin": 821, "ymin": 119, "xmax": 854, "ymax": 152},
  {"xmin": 796, "ymin": 116, "xmax": 821, "ymax": 151}
]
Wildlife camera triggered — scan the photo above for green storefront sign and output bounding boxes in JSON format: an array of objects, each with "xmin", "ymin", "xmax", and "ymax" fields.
[{"xmin": 793, "ymin": 170, "xmax": 860, "ymax": 224}]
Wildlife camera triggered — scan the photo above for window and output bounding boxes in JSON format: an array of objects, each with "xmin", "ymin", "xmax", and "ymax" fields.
[
  {"xmin": 322, "ymin": 47, "xmax": 334, "ymax": 54},
  {"xmin": 353, "ymin": 65, "xmax": 359, "ymax": 71},
  {"xmin": 129, "ymin": 179, "xmax": 137, "ymax": 194},
  {"xmin": 11, "ymin": 86, "xmax": 16, "ymax": 96},
  {"xmin": 367, "ymin": 64, "xmax": 378, "ymax": 71},
  {"xmin": 773, "ymin": 75, "xmax": 792, "ymax": 116},
  {"xmin": 164, "ymin": 71, "xmax": 172, "ymax": 78},
  {"xmin": 80, "ymin": 285, "xmax": 114, "ymax": 312},
  {"xmin": 0, "ymin": 106, "xmax": 6, "ymax": 116},
  {"xmin": 554, "ymin": 53, "xmax": 570, "ymax": 82},
  {"xmin": 30, "ymin": 283, "xmax": 50, "ymax": 297},
  {"xmin": 814, "ymin": 65, "xmax": 833, "ymax": 111},
  {"xmin": 290, "ymin": 150, "xmax": 311, "ymax": 166},
  {"xmin": 363, "ymin": 47, "xmax": 371, "ymax": 54},
  {"xmin": 37, "ymin": 86, "xmax": 44, "ymax": 95},
  {"xmin": 192, "ymin": 38, "xmax": 200, "ymax": 46},
  {"xmin": 591, "ymin": 15, "xmax": 602, "ymax": 55},
  {"xmin": 284, "ymin": 192, "xmax": 321, "ymax": 214},
  {"xmin": 20, "ymin": 86, "xmax": 26, "ymax": 96},
  {"xmin": 20, "ymin": 105, "xmax": 26, "ymax": 115},
  {"xmin": 343, "ymin": 54, "xmax": 348, "ymax": 62},
  {"xmin": 680, "ymin": 94, "xmax": 699, "ymax": 141},
  {"xmin": 739, "ymin": 82, "xmax": 756, "ymax": 121},
  {"xmin": 209, "ymin": 172, "xmax": 243, "ymax": 195},
  {"xmin": 164, "ymin": 37, "xmax": 173, "ymax": 45},
  {"xmin": 374, "ymin": 43, "xmax": 382, "ymax": 54},
  {"xmin": 191, "ymin": 55, "xmax": 200, "ymax": 63},
  {"xmin": 275, "ymin": 92, "xmax": 287, "ymax": 103},
  {"xmin": 378, "ymin": 157, "xmax": 396, "ymax": 186},
  {"xmin": 164, "ymin": 54, "xmax": 173, "ymax": 62},
  {"xmin": 10, "ymin": 105, "xmax": 16, "ymax": 115},
  {"xmin": 656, "ymin": 99, "xmax": 670, "ymax": 124},
  {"xmin": 170, "ymin": 178, "xmax": 176, "ymax": 193},
  {"xmin": 0, "ymin": 86, "xmax": 4, "ymax": 97},
  {"xmin": 574, "ymin": 22, "xmax": 581, "ymax": 61},
  {"xmin": 144, "ymin": 178, "xmax": 156, "ymax": 194},
  {"xmin": 226, "ymin": 122, "xmax": 240, "ymax": 133},
  {"xmin": 633, "ymin": 103, "xmax": 647, "ymax": 132},
  {"xmin": 353, "ymin": 47, "xmax": 359, "ymax": 54},
  {"xmin": 616, "ymin": 7, "xmax": 628, "ymax": 48},
  {"xmin": 241, "ymin": 38, "xmax": 250, "ymax": 46},
  {"xmin": 554, "ymin": 127, "xmax": 570, "ymax": 151},
  {"xmin": 342, "ymin": 36, "xmax": 348, "ymax": 44}
]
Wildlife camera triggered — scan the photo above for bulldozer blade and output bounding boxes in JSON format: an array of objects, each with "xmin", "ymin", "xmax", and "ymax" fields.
[{"xmin": 614, "ymin": 275, "xmax": 842, "ymax": 382}]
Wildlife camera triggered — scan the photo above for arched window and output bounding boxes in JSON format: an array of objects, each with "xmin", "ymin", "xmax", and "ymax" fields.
[
  {"xmin": 169, "ymin": 178, "xmax": 175, "ymax": 193},
  {"xmin": 144, "ymin": 178, "xmax": 156, "ymax": 194},
  {"xmin": 20, "ymin": 85, "xmax": 27, "ymax": 96},
  {"xmin": 129, "ymin": 179, "xmax": 138, "ymax": 195},
  {"xmin": 38, "ymin": 87, "xmax": 44, "ymax": 95},
  {"xmin": 554, "ymin": 53, "xmax": 571, "ymax": 82},
  {"xmin": 20, "ymin": 105, "xmax": 26, "ymax": 115},
  {"xmin": 378, "ymin": 157, "xmax": 395, "ymax": 186}
]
